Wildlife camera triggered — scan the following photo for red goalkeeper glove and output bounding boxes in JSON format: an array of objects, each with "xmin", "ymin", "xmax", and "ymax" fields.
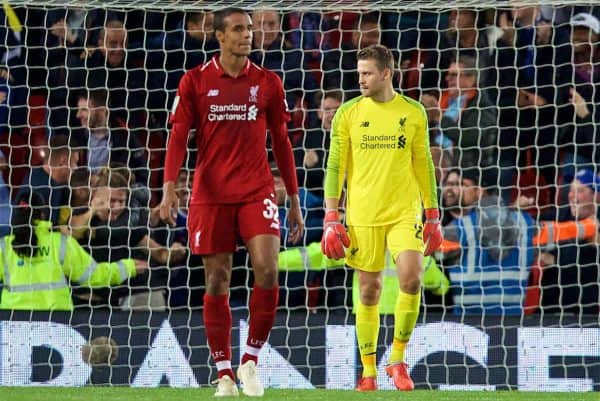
[
  {"xmin": 423, "ymin": 209, "xmax": 443, "ymax": 256},
  {"xmin": 321, "ymin": 210, "xmax": 350, "ymax": 260}
]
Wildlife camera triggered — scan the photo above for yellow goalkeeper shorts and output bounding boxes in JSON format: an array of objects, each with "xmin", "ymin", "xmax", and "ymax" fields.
[{"xmin": 346, "ymin": 220, "xmax": 424, "ymax": 272}]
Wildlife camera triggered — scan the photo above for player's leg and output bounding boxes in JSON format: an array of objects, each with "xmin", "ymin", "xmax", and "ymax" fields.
[
  {"xmin": 386, "ymin": 221, "xmax": 425, "ymax": 391},
  {"xmin": 237, "ymin": 197, "xmax": 281, "ymax": 396},
  {"xmin": 347, "ymin": 225, "xmax": 386, "ymax": 391},
  {"xmin": 244, "ymin": 234, "xmax": 279, "ymax": 364},
  {"xmin": 189, "ymin": 204, "xmax": 238, "ymax": 396}
]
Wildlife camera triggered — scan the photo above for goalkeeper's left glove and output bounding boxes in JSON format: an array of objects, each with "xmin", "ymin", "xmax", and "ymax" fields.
[{"xmin": 423, "ymin": 208, "xmax": 443, "ymax": 256}]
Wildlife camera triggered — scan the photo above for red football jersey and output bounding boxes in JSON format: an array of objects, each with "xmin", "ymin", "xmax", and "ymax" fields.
[{"xmin": 165, "ymin": 56, "xmax": 297, "ymax": 205}]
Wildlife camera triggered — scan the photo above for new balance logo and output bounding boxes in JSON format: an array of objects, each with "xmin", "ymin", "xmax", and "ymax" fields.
[
  {"xmin": 207, "ymin": 89, "xmax": 219, "ymax": 97},
  {"xmin": 360, "ymin": 121, "xmax": 370, "ymax": 127},
  {"xmin": 397, "ymin": 135, "xmax": 406, "ymax": 149}
]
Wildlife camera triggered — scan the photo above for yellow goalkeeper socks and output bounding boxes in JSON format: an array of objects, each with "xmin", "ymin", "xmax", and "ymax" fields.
[
  {"xmin": 356, "ymin": 301, "xmax": 379, "ymax": 377},
  {"xmin": 390, "ymin": 289, "xmax": 421, "ymax": 364}
]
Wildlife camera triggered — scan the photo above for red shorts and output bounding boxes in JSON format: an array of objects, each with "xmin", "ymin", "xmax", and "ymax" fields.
[{"xmin": 188, "ymin": 194, "xmax": 281, "ymax": 255}]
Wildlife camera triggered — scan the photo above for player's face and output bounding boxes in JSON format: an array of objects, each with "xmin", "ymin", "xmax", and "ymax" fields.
[
  {"xmin": 218, "ymin": 12, "xmax": 253, "ymax": 57},
  {"xmin": 357, "ymin": 59, "xmax": 389, "ymax": 98},
  {"xmin": 568, "ymin": 179, "xmax": 597, "ymax": 220}
]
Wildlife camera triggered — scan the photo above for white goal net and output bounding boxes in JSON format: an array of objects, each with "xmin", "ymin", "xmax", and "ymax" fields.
[{"xmin": 0, "ymin": 0, "xmax": 598, "ymax": 392}]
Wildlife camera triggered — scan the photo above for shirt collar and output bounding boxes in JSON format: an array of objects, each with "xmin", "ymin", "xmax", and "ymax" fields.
[{"xmin": 211, "ymin": 55, "xmax": 251, "ymax": 78}]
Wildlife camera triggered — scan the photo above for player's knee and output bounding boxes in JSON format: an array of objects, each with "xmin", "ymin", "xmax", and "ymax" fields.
[
  {"xmin": 359, "ymin": 280, "xmax": 382, "ymax": 305},
  {"xmin": 205, "ymin": 266, "xmax": 231, "ymax": 294},
  {"xmin": 399, "ymin": 275, "xmax": 421, "ymax": 294},
  {"xmin": 253, "ymin": 265, "xmax": 278, "ymax": 288}
]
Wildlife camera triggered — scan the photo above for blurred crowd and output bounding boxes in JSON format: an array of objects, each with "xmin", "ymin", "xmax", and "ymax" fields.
[{"xmin": 0, "ymin": 4, "xmax": 598, "ymax": 316}]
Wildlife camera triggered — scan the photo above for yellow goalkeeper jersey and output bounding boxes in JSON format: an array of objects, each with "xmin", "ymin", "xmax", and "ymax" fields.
[{"xmin": 324, "ymin": 93, "xmax": 438, "ymax": 226}]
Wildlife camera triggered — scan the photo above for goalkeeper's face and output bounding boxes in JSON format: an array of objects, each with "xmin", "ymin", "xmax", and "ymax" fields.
[{"xmin": 357, "ymin": 59, "xmax": 389, "ymax": 98}]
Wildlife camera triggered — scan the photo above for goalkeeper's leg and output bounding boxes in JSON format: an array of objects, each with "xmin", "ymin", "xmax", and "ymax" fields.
[
  {"xmin": 386, "ymin": 249, "xmax": 423, "ymax": 391},
  {"xmin": 355, "ymin": 270, "xmax": 382, "ymax": 391}
]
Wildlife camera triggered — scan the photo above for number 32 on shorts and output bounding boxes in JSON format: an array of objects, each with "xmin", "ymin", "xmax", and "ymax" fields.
[{"xmin": 263, "ymin": 198, "xmax": 280, "ymax": 229}]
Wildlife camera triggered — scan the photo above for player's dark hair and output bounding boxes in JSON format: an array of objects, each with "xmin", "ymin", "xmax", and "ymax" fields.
[
  {"xmin": 214, "ymin": 7, "xmax": 248, "ymax": 33},
  {"xmin": 11, "ymin": 189, "xmax": 49, "ymax": 258},
  {"xmin": 357, "ymin": 44, "xmax": 394, "ymax": 73}
]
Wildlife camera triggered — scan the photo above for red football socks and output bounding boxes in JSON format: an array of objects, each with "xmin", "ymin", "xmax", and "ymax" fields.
[
  {"xmin": 242, "ymin": 285, "xmax": 279, "ymax": 365},
  {"xmin": 203, "ymin": 293, "xmax": 234, "ymax": 379}
]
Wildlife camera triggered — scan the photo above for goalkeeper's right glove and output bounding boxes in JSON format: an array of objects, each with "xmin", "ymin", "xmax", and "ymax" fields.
[{"xmin": 321, "ymin": 210, "xmax": 350, "ymax": 260}]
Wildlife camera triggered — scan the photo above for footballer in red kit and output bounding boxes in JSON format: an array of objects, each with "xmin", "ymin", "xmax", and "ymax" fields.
[{"xmin": 159, "ymin": 7, "xmax": 304, "ymax": 397}]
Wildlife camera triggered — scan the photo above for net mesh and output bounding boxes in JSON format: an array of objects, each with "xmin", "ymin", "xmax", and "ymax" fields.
[{"xmin": 0, "ymin": 0, "xmax": 598, "ymax": 391}]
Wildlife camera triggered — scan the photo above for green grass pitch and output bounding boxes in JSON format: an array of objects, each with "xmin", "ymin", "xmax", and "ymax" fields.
[{"xmin": 0, "ymin": 388, "xmax": 598, "ymax": 401}]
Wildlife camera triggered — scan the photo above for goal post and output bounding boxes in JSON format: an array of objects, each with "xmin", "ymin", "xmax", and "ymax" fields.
[{"xmin": 0, "ymin": 0, "xmax": 598, "ymax": 392}]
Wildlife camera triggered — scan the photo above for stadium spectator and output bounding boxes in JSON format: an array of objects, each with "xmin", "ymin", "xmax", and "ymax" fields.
[
  {"xmin": 73, "ymin": 170, "xmax": 184, "ymax": 265},
  {"xmin": 44, "ymin": 8, "xmax": 88, "ymax": 134},
  {"xmin": 495, "ymin": 5, "xmax": 571, "ymax": 204},
  {"xmin": 440, "ymin": 169, "xmax": 463, "ymax": 226},
  {"xmin": 0, "ymin": 189, "xmax": 146, "ymax": 311},
  {"xmin": 321, "ymin": 45, "xmax": 441, "ymax": 392},
  {"xmin": 421, "ymin": 8, "xmax": 495, "ymax": 95},
  {"xmin": 146, "ymin": 11, "xmax": 219, "ymax": 110},
  {"xmin": 16, "ymin": 134, "xmax": 79, "ymax": 227},
  {"xmin": 0, "ymin": 3, "xmax": 27, "ymax": 131},
  {"xmin": 559, "ymin": 13, "xmax": 600, "ymax": 180},
  {"xmin": 540, "ymin": 169, "xmax": 600, "ymax": 315},
  {"xmin": 322, "ymin": 12, "xmax": 383, "ymax": 99},
  {"xmin": 296, "ymin": 89, "xmax": 343, "ymax": 197},
  {"xmin": 436, "ymin": 54, "xmax": 498, "ymax": 171},
  {"xmin": 250, "ymin": 9, "xmax": 318, "ymax": 140},
  {"xmin": 72, "ymin": 170, "xmax": 185, "ymax": 309},
  {"xmin": 75, "ymin": 90, "xmax": 148, "ymax": 185},
  {"xmin": 58, "ymin": 167, "xmax": 93, "ymax": 237},
  {"xmin": 442, "ymin": 169, "xmax": 537, "ymax": 316},
  {"xmin": 68, "ymin": 19, "xmax": 148, "ymax": 126},
  {"xmin": 159, "ymin": 8, "xmax": 303, "ymax": 397}
]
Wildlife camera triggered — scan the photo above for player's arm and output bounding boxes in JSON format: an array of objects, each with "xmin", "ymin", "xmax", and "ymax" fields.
[
  {"xmin": 267, "ymin": 73, "xmax": 304, "ymax": 244},
  {"xmin": 324, "ymin": 105, "xmax": 350, "ymax": 211},
  {"xmin": 411, "ymin": 102, "xmax": 442, "ymax": 255},
  {"xmin": 160, "ymin": 72, "xmax": 195, "ymax": 226},
  {"xmin": 322, "ymin": 106, "xmax": 351, "ymax": 259}
]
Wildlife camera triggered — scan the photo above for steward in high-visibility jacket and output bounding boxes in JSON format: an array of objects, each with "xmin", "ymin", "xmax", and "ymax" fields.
[
  {"xmin": 0, "ymin": 190, "xmax": 140, "ymax": 311},
  {"xmin": 278, "ymin": 242, "xmax": 449, "ymax": 314}
]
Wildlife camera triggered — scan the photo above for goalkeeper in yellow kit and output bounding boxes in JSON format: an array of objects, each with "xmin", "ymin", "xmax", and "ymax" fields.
[{"xmin": 321, "ymin": 44, "xmax": 442, "ymax": 392}]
